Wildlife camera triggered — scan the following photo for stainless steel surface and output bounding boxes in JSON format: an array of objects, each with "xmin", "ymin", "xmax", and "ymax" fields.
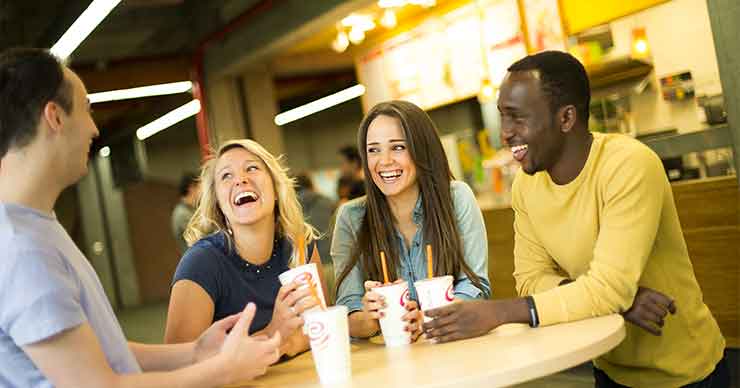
[{"xmin": 642, "ymin": 125, "xmax": 733, "ymax": 159}]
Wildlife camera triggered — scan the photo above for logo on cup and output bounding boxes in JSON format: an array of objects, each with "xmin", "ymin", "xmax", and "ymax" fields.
[
  {"xmin": 400, "ymin": 288, "xmax": 410, "ymax": 307},
  {"xmin": 445, "ymin": 284, "xmax": 454, "ymax": 302},
  {"xmin": 295, "ymin": 271, "xmax": 314, "ymax": 286},
  {"xmin": 307, "ymin": 321, "xmax": 329, "ymax": 350}
]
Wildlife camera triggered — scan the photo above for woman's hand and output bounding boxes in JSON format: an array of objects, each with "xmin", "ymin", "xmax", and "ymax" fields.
[
  {"xmin": 402, "ymin": 300, "xmax": 423, "ymax": 342},
  {"xmin": 361, "ymin": 280, "xmax": 386, "ymax": 320},
  {"xmin": 266, "ymin": 281, "xmax": 318, "ymax": 341}
]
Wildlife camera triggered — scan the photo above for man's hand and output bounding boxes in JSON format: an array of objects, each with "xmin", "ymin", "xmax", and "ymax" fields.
[
  {"xmin": 623, "ymin": 286, "xmax": 676, "ymax": 336},
  {"xmin": 422, "ymin": 300, "xmax": 500, "ymax": 343},
  {"xmin": 193, "ymin": 313, "xmax": 242, "ymax": 363},
  {"xmin": 219, "ymin": 303, "xmax": 281, "ymax": 383}
]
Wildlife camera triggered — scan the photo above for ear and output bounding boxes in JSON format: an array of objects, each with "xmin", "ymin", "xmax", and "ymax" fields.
[
  {"xmin": 558, "ymin": 105, "xmax": 577, "ymax": 134},
  {"xmin": 41, "ymin": 101, "xmax": 65, "ymax": 134}
]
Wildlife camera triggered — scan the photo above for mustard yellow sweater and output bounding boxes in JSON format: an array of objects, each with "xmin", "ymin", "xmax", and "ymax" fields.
[{"xmin": 511, "ymin": 133, "xmax": 724, "ymax": 387}]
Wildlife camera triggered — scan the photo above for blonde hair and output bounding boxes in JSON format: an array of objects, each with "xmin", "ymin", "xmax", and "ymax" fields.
[{"xmin": 184, "ymin": 139, "xmax": 317, "ymax": 267}]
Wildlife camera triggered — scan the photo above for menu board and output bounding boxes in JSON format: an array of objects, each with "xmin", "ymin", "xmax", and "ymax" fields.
[
  {"xmin": 481, "ymin": 0, "xmax": 528, "ymax": 86},
  {"xmin": 522, "ymin": 0, "xmax": 566, "ymax": 52},
  {"xmin": 358, "ymin": 0, "xmax": 528, "ymax": 111}
]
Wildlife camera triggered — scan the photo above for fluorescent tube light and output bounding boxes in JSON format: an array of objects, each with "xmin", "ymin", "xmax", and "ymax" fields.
[
  {"xmin": 136, "ymin": 100, "xmax": 201, "ymax": 141},
  {"xmin": 88, "ymin": 81, "xmax": 192, "ymax": 104},
  {"xmin": 51, "ymin": 0, "xmax": 123, "ymax": 60},
  {"xmin": 274, "ymin": 84, "xmax": 366, "ymax": 126}
]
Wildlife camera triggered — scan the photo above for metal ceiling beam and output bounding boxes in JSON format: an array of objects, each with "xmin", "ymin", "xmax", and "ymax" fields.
[
  {"xmin": 203, "ymin": 0, "xmax": 374, "ymax": 78},
  {"xmin": 72, "ymin": 55, "xmax": 191, "ymax": 93}
]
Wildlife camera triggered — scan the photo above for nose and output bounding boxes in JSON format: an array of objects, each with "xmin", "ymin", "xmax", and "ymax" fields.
[
  {"xmin": 379, "ymin": 148, "xmax": 393, "ymax": 165},
  {"xmin": 500, "ymin": 119, "xmax": 516, "ymax": 147}
]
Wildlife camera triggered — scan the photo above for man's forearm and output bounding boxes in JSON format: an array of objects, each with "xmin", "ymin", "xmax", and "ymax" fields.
[
  {"xmin": 129, "ymin": 341, "xmax": 195, "ymax": 372},
  {"xmin": 114, "ymin": 353, "xmax": 232, "ymax": 388}
]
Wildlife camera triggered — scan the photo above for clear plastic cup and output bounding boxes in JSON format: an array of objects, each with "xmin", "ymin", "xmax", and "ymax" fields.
[
  {"xmin": 372, "ymin": 281, "xmax": 411, "ymax": 347},
  {"xmin": 414, "ymin": 275, "xmax": 454, "ymax": 323},
  {"xmin": 304, "ymin": 305, "xmax": 351, "ymax": 384}
]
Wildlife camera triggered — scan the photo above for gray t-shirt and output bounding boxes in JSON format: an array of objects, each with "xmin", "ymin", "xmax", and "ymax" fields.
[
  {"xmin": 0, "ymin": 203, "xmax": 140, "ymax": 387},
  {"xmin": 171, "ymin": 202, "xmax": 194, "ymax": 254}
]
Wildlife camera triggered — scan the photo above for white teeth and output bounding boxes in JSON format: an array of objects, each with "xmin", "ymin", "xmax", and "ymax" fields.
[
  {"xmin": 379, "ymin": 170, "xmax": 402, "ymax": 178},
  {"xmin": 511, "ymin": 144, "xmax": 528, "ymax": 153},
  {"xmin": 234, "ymin": 191, "xmax": 258, "ymax": 205}
]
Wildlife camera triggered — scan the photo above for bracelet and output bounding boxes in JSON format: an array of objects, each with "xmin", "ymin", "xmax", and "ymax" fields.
[{"xmin": 525, "ymin": 296, "xmax": 540, "ymax": 328}]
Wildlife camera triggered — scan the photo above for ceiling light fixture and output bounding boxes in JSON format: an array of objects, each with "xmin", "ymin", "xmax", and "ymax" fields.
[
  {"xmin": 136, "ymin": 99, "xmax": 201, "ymax": 141},
  {"xmin": 88, "ymin": 81, "xmax": 193, "ymax": 104},
  {"xmin": 99, "ymin": 146, "xmax": 111, "ymax": 158},
  {"xmin": 348, "ymin": 27, "xmax": 366, "ymax": 45},
  {"xmin": 274, "ymin": 84, "xmax": 366, "ymax": 126},
  {"xmin": 380, "ymin": 9, "xmax": 398, "ymax": 29},
  {"xmin": 51, "ymin": 0, "xmax": 123, "ymax": 60},
  {"xmin": 332, "ymin": 31, "xmax": 350, "ymax": 53},
  {"xmin": 341, "ymin": 14, "xmax": 376, "ymax": 32},
  {"xmin": 378, "ymin": 0, "xmax": 407, "ymax": 7}
]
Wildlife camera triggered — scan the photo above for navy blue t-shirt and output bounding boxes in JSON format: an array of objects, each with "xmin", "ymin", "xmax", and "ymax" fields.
[{"xmin": 172, "ymin": 232, "xmax": 312, "ymax": 333}]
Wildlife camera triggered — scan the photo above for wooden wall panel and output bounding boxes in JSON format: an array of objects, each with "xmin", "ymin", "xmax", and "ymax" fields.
[{"xmin": 124, "ymin": 181, "xmax": 181, "ymax": 304}]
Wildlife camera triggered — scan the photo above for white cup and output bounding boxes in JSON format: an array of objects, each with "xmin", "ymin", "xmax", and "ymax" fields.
[
  {"xmin": 372, "ymin": 281, "xmax": 411, "ymax": 347},
  {"xmin": 304, "ymin": 305, "xmax": 351, "ymax": 385},
  {"xmin": 278, "ymin": 263, "xmax": 326, "ymax": 313},
  {"xmin": 414, "ymin": 275, "xmax": 454, "ymax": 323}
]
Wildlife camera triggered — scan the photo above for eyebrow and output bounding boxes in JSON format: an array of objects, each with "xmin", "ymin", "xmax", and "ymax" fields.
[
  {"xmin": 216, "ymin": 159, "xmax": 261, "ymax": 174},
  {"xmin": 366, "ymin": 138, "xmax": 406, "ymax": 145}
]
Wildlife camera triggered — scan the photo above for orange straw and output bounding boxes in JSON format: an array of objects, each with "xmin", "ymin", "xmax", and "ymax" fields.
[
  {"xmin": 297, "ymin": 236, "xmax": 306, "ymax": 266},
  {"xmin": 308, "ymin": 281, "xmax": 326, "ymax": 310},
  {"xmin": 426, "ymin": 244, "xmax": 433, "ymax": 279},
  {"xmin": 380, "ymin": 251, "xmax": 389, "ymax": 284}
]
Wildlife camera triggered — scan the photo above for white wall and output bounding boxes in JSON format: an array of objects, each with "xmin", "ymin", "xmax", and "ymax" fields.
[{"xmin": 609, "ymin": 0, "xmax": 722, "ymax": 134}]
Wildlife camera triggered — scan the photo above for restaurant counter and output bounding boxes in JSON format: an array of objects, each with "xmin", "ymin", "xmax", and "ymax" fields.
[{"xmin": 479, "ymin": 175, "xmax": 739, "ymax": 347}]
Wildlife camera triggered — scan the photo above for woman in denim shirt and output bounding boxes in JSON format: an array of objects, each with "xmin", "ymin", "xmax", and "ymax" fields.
[{"xmin": 332, "ymin": 100, "xmax": 491, "ymax": 340}]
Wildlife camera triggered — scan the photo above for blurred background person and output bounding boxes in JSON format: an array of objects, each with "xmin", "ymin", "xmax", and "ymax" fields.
[
  {"xmin": 171, "ymin": 172, "xmax": 200, "ymax": 254},
  {"xmin": 337, "ymin": 145, "xmax": 365, "ymax": 203}
]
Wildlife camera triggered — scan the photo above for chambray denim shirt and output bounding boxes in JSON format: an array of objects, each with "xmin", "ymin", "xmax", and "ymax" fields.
[{"xmin": 332, "ymin": 181, "xmax": 491, "ymax": 313}]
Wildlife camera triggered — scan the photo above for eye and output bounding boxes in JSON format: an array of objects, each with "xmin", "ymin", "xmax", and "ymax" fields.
[
  {"xmin": 220, "ymin": 172, "xmax": 232, "ymax": 181},
  {"xmin": 246, "ymin": 165, "xmax": 258, "ymax": 172},
  {"xmin": 367, "ymin": 146, "xmax": 379, "ymax": 154},
  {"xmin": 392, "ymin": 144, "xmax": 406, "ymax": 151}
]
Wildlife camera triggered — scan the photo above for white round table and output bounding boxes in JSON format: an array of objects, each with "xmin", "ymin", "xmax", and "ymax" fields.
[{"xmin": 233, "ymin": 314, "xmax": 625, "ymax": 388}]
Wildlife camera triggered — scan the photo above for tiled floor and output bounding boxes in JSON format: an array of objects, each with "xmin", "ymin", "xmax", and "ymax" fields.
[{"xmin": 117, "ymin": 303, "xmax": 737, "ymax": 388}]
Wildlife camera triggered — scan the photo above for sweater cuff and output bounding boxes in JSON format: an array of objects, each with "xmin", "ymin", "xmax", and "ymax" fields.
[{"xmin": 532, "ymin": 287, "xmax": 569, "ymax": 327}]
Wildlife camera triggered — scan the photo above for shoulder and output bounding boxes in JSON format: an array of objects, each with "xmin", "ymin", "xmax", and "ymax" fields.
[
  {"xmin": 450, "ymin": 180, "xmax": 476, "ymax": 201},
  {"xmin": 176, "ymin": 233, "xmax": 227, "ymax": 272},
  {"xmin": 335, "ymin": 196, "xmax": 367, "ymax": 225},
  {"xmin": 595, "ymin": 134, "xmax": 664, "ymax": 182}
]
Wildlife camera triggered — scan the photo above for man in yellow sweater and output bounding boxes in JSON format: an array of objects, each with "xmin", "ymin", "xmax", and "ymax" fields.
[{"xmin": 423, "ymin": 51, "xmax": 727, "ymax": 387}]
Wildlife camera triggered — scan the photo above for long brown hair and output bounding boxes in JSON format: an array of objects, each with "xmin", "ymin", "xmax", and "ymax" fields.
[{"xmin": 335, "ymin": 100, "xmax": 484, "ymax": 292}]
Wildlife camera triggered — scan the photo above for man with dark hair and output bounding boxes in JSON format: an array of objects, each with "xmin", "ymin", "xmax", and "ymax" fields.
[
  {"xmin": 0, "ymin": 48, "xmax": 280, "ymax": 387},
  {"xmin": 337, "ymin": 145, "xmax": 365, "ymax": 202},
  {"xmin": 423, "ymin": 51, "xmax": 727, "ymax": 387},
  {"xmin": 171, "ymin": 172, "xmax": 199, "ymax": 254}
]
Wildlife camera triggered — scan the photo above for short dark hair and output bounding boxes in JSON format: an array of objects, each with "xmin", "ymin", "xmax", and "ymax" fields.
[
  {"xmin": 338, "ymin": 145, "xmax": 361, "ymax": 166},
  {"xmin": 508, "ymin": 51, "xmax": 591, "ymax": 125},
  {"xmin": 294, "ymin": 173, "xmax": 313, "ymax": 191},
  {"xmin": 0, "ymin": 48, "xmax": 74, "ymax": 158},
  {"xmin": 179, "ymin": 172, "xmax": 199, "ymax": 196}
]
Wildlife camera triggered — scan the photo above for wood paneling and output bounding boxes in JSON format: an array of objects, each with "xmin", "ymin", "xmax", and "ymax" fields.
[
  {"xmin": 123, "ymin": 181, "xmax": 182, "ymax": 304},
  {"xmin": 483, "ymin": 176, "xmax": 739, "ymax": 347}
]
